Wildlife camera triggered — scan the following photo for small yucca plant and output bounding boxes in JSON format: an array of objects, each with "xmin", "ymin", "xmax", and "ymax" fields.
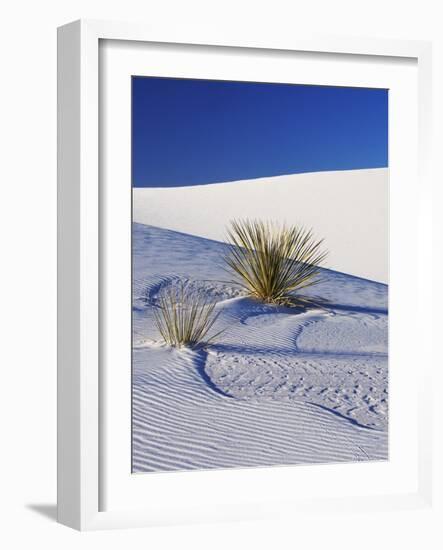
[
  {"xmin": 153, "ymin": 284, "xmax": 224, "ymax": 348},
  {"xmin": 224, "ymin": 219, "xmax": 328, "ymax": 305}
]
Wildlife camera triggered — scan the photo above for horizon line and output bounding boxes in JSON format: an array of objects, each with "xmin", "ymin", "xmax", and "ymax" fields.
[{"xmin": 133, "ymin": 166, "xmax": 389, "ymax": 190}]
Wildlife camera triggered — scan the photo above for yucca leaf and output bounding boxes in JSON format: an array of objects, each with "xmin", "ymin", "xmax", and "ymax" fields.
[
  {"xmin": 153, "ymin": 283, "xmax": 225, "ymax": 348},
  {"xmin": 223, "ymin": 219, "xmax": 328, "ymax": 305}
]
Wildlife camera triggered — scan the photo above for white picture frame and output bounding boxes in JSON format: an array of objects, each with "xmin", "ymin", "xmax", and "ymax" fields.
[{"xmin": 57, "ymin": 19, "xmax": 433, "ymax": 531}]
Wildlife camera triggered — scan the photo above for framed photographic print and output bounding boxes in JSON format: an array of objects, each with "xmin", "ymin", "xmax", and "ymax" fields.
[
  {"xmin": 57, "ymin": 20, "xmax": 433, "ymax": 530},
  {"xmin": 131, "ymin": 77, "xmax": 390, "ymax": 472}
]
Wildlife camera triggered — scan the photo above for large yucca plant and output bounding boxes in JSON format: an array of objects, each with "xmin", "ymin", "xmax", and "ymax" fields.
[
  {"xmin": 153, "ymin": 283, "xmax": 224, "ymax": 348},
  {"xmin": 224, "ymin": 219, "xmax": 328, "ymax": 305}
]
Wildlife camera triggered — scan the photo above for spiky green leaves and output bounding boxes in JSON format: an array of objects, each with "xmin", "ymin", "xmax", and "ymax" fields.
[
  {"xmin": 153, "ymin": 283, "xmax": 224, "ymax": 348},
  {"xmin": 224, "ymin": 219, "xmax": 327, "ymax": 305}
]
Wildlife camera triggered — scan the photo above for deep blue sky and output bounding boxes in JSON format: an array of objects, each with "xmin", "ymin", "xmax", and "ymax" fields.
[{"xmin": 132, "ymin": 77, "xmax": 388, "ymax": 188}]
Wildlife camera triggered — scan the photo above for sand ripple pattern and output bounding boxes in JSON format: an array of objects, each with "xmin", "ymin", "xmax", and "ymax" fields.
[
  {"xmin": 132, "ymin": 224, "xmax": 388, "ymax": 472},
  {"xmin": 133, "ymin": 348, "xmax": 387, "ymax": 472},
  {"xmin": 204, "ymin": 298, "xmax": 388, "ymax": 430}
]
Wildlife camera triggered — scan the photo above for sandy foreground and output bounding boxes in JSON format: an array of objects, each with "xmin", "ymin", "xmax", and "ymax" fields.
[{"xmin": 132, "ymin": 223, "xmax": 388, "ymax": 473}]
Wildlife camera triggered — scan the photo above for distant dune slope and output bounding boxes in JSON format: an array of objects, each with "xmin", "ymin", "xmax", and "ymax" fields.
[{"xmin": 133, "ymin": 168, "xmax": 388, "ymax": 283}]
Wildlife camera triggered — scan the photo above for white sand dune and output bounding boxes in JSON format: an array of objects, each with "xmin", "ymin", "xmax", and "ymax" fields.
[
  {"xmin": 132, "ymin": 223, "xmax": 388, "ymax": 473},
  {"xmin": 133, "ymin": 168, "xmax": 389, "ymax": 283}
]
